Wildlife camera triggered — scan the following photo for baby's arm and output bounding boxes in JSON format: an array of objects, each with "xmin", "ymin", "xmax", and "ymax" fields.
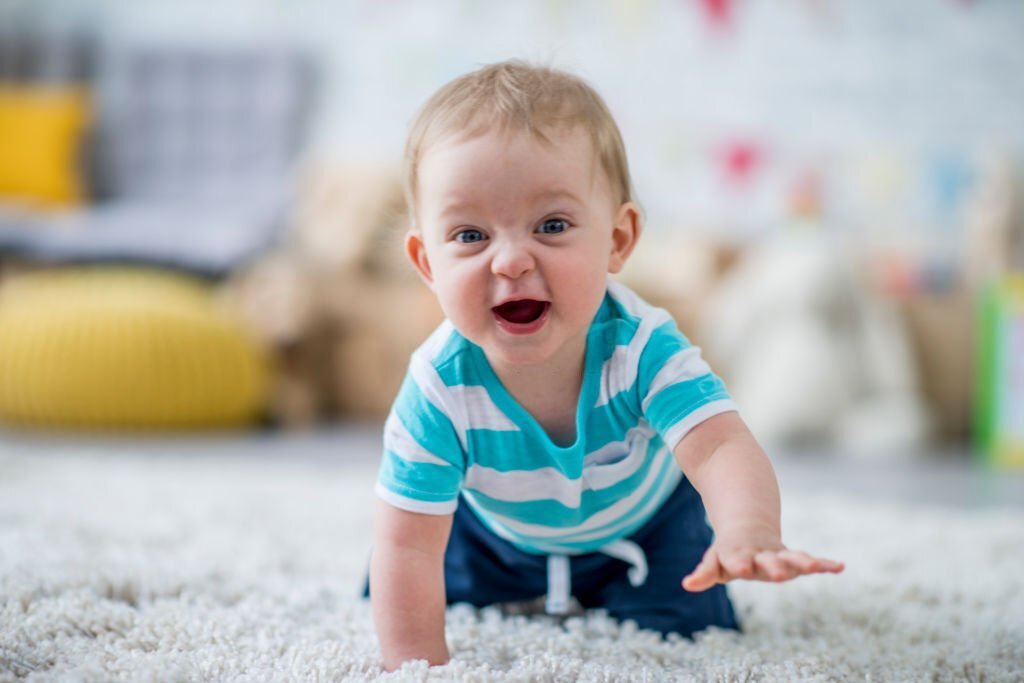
[
  {"xmin": 673, "ymin": 411, "xmax": 844, "ymax": 591},
  {"xmin": 370, "ymin": 499, "xmax": 452, "ymax": 671}
]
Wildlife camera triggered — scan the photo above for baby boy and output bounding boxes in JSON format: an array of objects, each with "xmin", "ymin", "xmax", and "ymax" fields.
[{"xmin": 367, "ymin": 61, "xmax": 844, "ymax": 671}]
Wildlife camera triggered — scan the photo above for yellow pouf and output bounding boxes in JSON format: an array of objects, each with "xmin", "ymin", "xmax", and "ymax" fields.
[{"xmin": 0, "ymin": 268, "xmax": 270, "ymax": 429}]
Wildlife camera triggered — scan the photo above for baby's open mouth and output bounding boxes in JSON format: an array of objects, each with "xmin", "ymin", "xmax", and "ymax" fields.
[{"xmin": 492, "ymin": 299, "xmax": 550, "ymax": 325}]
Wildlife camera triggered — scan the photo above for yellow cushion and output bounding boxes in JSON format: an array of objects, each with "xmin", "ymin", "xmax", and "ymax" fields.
[
  {"xmin": 0, "ymin": 84, "xmax": 91, "ymax": 208},
  {"xmin": 0, "ymin": 268, "xmax": 270, "ymax": 429}
]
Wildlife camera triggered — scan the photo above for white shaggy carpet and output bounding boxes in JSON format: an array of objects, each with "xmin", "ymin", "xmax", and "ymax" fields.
[{"xmin": 1, "ymin": 446, "xmax": 1022, "ymax": 682}]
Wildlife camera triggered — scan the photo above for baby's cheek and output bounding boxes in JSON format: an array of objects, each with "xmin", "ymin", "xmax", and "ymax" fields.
[{"xmin": 438, "ymin": 290, "xmax": 485, "ymax": 338}]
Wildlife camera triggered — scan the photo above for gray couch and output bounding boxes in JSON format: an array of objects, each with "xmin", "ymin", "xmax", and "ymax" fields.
[{"xmin": 0, "ymin": 31, "xmax": 315, "ymax": 277}]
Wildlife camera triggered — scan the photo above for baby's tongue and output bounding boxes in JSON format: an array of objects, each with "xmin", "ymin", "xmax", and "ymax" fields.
[{"xmin": 494, "ymin": 299, "xmax": 546, "ymax": 324}]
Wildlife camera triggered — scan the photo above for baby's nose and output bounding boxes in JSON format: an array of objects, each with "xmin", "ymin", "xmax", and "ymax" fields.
[{"xmin": 491, "ymin": 240, "xmax": 535, "ymax": 279}]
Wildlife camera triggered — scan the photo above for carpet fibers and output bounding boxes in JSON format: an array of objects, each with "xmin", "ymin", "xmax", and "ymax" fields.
[{"xmin": 0, "ymin": 449, "xmax": 1021, "ymax": 682}]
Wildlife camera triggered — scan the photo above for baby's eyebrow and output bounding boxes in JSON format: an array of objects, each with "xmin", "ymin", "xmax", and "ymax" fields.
[
  {"xmin": 531, "ymin": 188, "xmax": 584, "ymax": 205},
  {"xmin": 435, "ymin": 198, "xmax": 479, "ymax": 219},
  {"xmin": 436, "ymin": 188, "xmax": 582, "ymax": 219}
]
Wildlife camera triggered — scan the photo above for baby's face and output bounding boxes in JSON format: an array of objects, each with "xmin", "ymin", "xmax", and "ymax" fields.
[{"xmin": 407, "ymin": 125, "xmax": 638, "ymax": 370}]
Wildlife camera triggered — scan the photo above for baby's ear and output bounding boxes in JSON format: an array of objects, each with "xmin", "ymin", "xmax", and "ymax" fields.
[
  {"xmin": 405, "ymin": 230, "xmax": 435, "ymax": 288},
  {"xmin": 608, "ymin": 202, "xmax": 641, "ymax": 274}
]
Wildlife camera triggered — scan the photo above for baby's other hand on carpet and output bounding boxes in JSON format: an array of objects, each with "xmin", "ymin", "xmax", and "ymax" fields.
[{"xmin": 681, "ymin": 535, "xmax": 844, "ymax": 592}]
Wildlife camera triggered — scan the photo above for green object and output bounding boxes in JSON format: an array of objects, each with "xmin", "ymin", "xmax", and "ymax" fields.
[{"xmin": 974, "ymin": 275, "xmax": 1024, "ymax": 468}]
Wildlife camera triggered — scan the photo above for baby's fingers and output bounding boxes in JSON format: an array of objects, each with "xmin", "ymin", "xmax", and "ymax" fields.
[
  {"xmin": 778, "ymin": 549, "xmax": 844, "ymax": 575},
  {"xmin": 682, "ymin": 548, "xmax": 724, "ymax": 592},
  {"xmin": 754, "ymin": 551, "xmax": 798, "ymax": 582},
  {"xmin": 719, "ymin": 553, "xmax": 757, "ymax": 581}
]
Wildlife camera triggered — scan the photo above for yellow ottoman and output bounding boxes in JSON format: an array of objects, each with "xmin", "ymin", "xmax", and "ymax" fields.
[{"xmin": 0, "ymin": 267, "xmax": 270, "ymax": 429}]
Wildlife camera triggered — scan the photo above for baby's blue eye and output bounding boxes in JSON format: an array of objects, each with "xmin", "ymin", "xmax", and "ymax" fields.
[
  {"xmin": 455, "ymin": 229, "xmax": 485, "ymax": 243},
  {"xmin": 538, "ymin": 219, "xmax": 568, "ymax": 234}
]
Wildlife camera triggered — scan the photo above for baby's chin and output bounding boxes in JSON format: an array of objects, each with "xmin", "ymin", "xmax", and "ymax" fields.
[
  {"xmin": 447, "ymin": 309, "xmax": 586, "ymax": 370},
  {"xmin": 461, "ymin": 328, "xmax": 556, "ymax": 368},
  {"xmin": 481, "ymin": 330, "xmax": 591, "ymax": 373}
]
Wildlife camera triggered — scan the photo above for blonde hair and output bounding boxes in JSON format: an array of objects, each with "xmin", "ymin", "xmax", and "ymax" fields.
[{"xmin": 404, "ymin": 60, "xmax": 635, "ymax": 218}]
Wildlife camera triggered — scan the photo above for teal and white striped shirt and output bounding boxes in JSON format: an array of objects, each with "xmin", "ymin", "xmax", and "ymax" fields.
[{"xmin": 376, "ymin": 279, "xmax": 736, "ymax": 556}]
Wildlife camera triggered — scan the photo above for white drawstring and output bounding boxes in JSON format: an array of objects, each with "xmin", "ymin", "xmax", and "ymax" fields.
[
  {"xmin": 545, "ymin": 554, "xmax": 571, "ymax": 614},
  {"xmin": 596, "ymin": 539, "xmax": 648, "ymax": 586},
  {"xmin": 544, "ymin": 540, "xmax": 649, "ymax": 615}
]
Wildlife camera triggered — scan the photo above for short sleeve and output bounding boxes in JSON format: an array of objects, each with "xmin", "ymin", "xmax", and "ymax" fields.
[
  {"xmin": 637, "ymin": 320, "xmax": 737, "ymax": 450},
  {"xmin": 375, "ymin": 358, "xmax": 465, "ymax": 515}
]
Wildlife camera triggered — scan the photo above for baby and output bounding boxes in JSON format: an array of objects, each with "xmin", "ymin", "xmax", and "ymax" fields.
[{"xmin": 367, "ymin": 61, "xmax": 844, "ymax": 671}]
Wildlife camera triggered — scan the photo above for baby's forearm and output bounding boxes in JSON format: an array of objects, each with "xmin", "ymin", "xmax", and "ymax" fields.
[
  {"xmin": 370, "ymin": 544, "xmax": 449, "ymax": 671},
  {"xmin": 675, "ymin": 415, "xmax": 781, "ymax": 541},
  {"xmin": 697, "ymin": 435, "xmax": 781, "ymax": 539}
]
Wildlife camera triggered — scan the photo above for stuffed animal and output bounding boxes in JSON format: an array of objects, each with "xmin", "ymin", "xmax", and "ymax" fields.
[{"xmin": 701, "ymin": 236, "xmax": 932, "ymax": 455}]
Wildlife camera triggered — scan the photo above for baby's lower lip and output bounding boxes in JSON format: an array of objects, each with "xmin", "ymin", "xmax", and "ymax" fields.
[{"xmin": 492, "ymin": 302, "xmax": 550, "ymax": 335}]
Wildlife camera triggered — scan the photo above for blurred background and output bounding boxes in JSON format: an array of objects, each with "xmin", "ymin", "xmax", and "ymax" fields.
[{"xmin": 1, "ymin": 0, "xmax": 1023, "ymax": 502}]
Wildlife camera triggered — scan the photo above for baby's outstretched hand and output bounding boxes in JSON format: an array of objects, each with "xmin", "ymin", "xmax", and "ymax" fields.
[{"xmin": 681, "ymin": 533, "xmax": 844, "ymax": 592}]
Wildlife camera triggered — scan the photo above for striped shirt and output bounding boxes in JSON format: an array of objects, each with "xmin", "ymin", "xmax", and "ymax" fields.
[{"xmin": 375, "ymin": 279, "xmax": 737, "ymax": 556}]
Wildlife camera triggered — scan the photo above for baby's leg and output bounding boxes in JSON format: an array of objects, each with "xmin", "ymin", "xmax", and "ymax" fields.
[{"xmin": 577, "ymin": 481, "xmax": 740, "ymax": 638}]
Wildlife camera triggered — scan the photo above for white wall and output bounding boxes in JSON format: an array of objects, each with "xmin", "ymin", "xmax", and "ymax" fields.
[{"xmin": 6, "ymin": 0, "xmax": 1024, "ymax": 243}]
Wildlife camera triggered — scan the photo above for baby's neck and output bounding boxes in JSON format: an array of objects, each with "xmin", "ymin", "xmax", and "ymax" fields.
[{"xmin": 488, "ymin": 343, "xmax": 586, "ymax": 447}]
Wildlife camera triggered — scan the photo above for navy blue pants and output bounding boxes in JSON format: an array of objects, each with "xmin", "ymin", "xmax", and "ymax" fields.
[{"xmin": 366, "ymin": 479, "xmax": 739, "ymax": 638}]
